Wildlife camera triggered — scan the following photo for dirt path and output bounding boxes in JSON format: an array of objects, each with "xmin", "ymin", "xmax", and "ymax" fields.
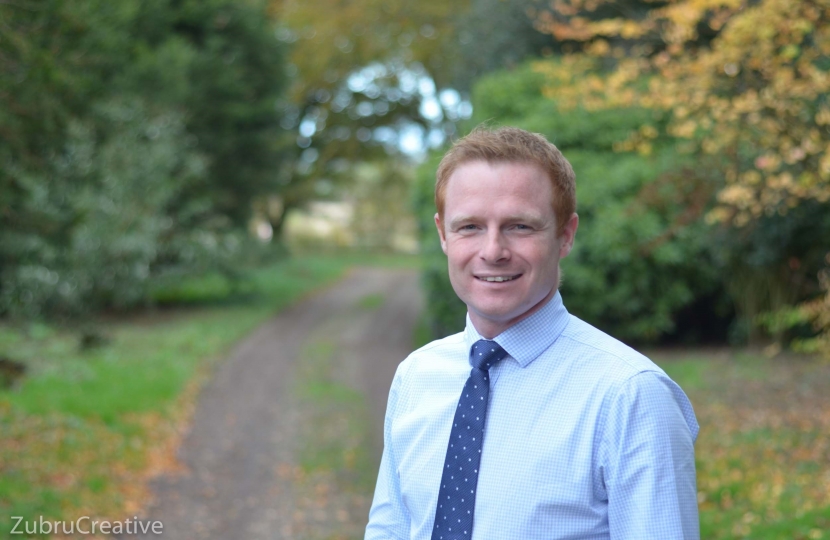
[{"xmin": 135, "ymin": 267, "xmax": 423, "ymax": 539}]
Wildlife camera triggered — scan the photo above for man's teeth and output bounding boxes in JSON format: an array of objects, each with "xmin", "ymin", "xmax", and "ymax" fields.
[{"xmin": 481, "ymin": 276, "xmax": 515, "ymax": 282}]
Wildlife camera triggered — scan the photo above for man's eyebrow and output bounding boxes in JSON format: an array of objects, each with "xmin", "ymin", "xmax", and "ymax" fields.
[
  {"xmin": 448, "ymin": 215, "xmax": 476, "ymax": 228},
  {"xmin": 447, "ymin": 213, "xmax": 549, "ymax": 228},
  {"xmin": 509, "ymin": 213, "xmax": 547, "ymax": 225}
]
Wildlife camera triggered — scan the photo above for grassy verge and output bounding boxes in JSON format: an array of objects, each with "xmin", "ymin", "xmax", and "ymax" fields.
[
  {"xmin": 0, "ymin": 252, "xmax": 418, "ymax": 537},
  {"xmin": 652, "ymin": 350, "xmax": 830, "ymax": 540}
]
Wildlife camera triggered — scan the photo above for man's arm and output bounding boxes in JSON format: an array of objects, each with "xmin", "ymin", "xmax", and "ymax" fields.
[
  {"xmin": 600, "ymin": 371, "xmax": 700, "ymax": 539},
  {"xmin": 365, "ymin": 368, "xmax": 410, "ymax": 540}
]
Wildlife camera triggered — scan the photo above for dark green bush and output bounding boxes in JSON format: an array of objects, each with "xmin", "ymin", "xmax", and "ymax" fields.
[
  {"xmin": 0, "ymin": 99, "xmax": 260, "ymax": 317},
  {"xmin": 0, "ymin": 0, "xmax": 286, "ymax": 319},
  {"xmin": 412, "ymin": 154, "xmax": 468, "ymax": 338}
]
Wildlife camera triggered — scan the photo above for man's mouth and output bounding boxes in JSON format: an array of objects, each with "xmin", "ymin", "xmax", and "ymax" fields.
[{"xmin": 476, "ymin": 274, "xmax": 522, "ymax": 282}]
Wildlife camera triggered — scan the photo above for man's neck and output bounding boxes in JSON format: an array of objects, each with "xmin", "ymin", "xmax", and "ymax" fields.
[{"xmin": 468, "ymin": 289, "xmax": 558, "ymax": 339}]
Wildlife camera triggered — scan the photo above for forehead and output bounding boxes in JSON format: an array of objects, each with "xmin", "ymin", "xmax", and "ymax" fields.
[{"xmin": 444, "ymin": 160, "xmax": 553, "ymax": 210}]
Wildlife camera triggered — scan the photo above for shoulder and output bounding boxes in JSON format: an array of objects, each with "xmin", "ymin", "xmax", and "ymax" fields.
[
  {"xmin": 395, "ymin": 331, "xmax": 468, "ymax": 382},
  {"xmin": 562, "ymin": 315, "xmax": 698, "ymax": 433},
  {"xmin": 559, "ymin": 315, "xmax": 665, "ymax": 381},
  {"xmin": 387, "ymin": 331, "xmax": 469, "ymax": 417},
  {"xmin": 559, "ymin": 316, "xmax": 699, "ymax": 442}
]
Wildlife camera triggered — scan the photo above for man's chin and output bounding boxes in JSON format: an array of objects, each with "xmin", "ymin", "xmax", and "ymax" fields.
[
  {"xmin": 467, "ymin": 304, "xmax": 526, "ymax": 326},
  {"xmin": 466, "ymin": 292, "xmax": 555, "ymax": 329}
]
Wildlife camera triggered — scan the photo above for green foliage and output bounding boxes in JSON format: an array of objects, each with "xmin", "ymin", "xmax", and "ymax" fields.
[
  {"xmin": 348, "ymin": 161, "xmax": 419, "ymax": 252},
  {"xmin": 413, "ymin": 154, "xmax": 468, "ymax": 339},
  {"xmin": 0, "ymin": 0, "xmax": 288, "ymax": 319},
  {"xmin": 447, "ymin": 0, "xmax": 558, "ymax": 92},
  {"xmin": 0, "ymin": 98, "xmax": 254, "ymax": 317},
  {"xmin": 712, "ymin": 200, "xmax": 830, "ymax": 345},
  {"xmin": 416, "ymin": 62, "xmax": 722, "ymax": 342},
  {"xmin": 137, "ymin": 0, "xmax": 288, "ymax": 226}
]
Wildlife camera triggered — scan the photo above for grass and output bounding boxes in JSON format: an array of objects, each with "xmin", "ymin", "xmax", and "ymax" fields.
[
  {"xmin": 0, "ymin": 252, "xmax": 418, "ymax": 537},
  {"xmin": 287, "ymin": 321, "xmax": 380, "ymax": 539},
  {"xmin": 295, "ymin": 340, "xmax": 376, "ymax": 491},
  {"xmin": 652, "ymin": 350, "xmax": 830, "ymax": 540},
  {"xmin": 356, "ymin": 293, "xmax": 385, "ymax": 310}
]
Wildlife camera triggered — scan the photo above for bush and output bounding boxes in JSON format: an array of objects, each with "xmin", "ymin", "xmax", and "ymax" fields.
[
  {"xmin": 412, "ymin": 154, "xmax": 467, "ymax": 338},
  {"xmin": 0, "ymin": 0, "xmax": 287, "ymax": 319},
  {"xmin": 0, "ymin": 99, "xmax": 256, "ymax": 318}
]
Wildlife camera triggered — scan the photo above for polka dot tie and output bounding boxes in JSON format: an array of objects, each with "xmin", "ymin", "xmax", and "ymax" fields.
[{"xmin": 431, "ymin": 340, "xmax": 509, "ymax": 540}]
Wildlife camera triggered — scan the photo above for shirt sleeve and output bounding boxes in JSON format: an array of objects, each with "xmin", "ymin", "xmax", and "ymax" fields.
[
  {"xmin": 365, "ymin": 365, "xmax": 411, "ymax": 540},
  {"xmin": 600, "ymin": 370, "xmax": 700, "ymax": 540}
]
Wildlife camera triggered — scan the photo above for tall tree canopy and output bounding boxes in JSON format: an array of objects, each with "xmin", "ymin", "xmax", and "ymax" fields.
[
  {"xmin": 0, "ymin": 0, "xmax": 288, "ymax": 316},
  {"xmin": 534, "ymin": 0, "xmax": 830, "ymax": 225}
]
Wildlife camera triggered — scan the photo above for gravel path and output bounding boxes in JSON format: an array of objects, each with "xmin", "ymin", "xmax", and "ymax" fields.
[{"xmin": 134, "ymin": 267, "xmax": 423, "ymax": 539}]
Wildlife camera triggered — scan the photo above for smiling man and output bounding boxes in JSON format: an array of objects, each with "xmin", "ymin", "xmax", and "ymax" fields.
[{"xmin": 365, "ymin": 126, "xmax": 700, "ymax": 540}]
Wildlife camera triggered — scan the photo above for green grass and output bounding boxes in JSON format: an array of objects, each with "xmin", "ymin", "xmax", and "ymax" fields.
[
  {"xmin": 356, "ymin": 293, "xmax": 385, "ymax": 310},
  {"xmin": 289, "ymin": 336, "xmax": 379, "ymax": 539},
  {"xmin": 295, "ymin": 339, "xmax": 376, "ymax": 489},
  {"xmin": 0, "ymin": 252, "xmax": 415, "ymax": 537}
]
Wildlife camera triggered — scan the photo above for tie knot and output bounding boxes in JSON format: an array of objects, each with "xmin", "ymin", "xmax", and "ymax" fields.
[{"xmin": 470, "ymin": 340, "xmax": 508, "ymax": 371}]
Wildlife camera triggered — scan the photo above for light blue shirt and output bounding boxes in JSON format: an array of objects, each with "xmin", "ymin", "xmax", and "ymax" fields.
[{"xmin": 366, "ymin": 291, "xmax": 699, "ymax": 539}]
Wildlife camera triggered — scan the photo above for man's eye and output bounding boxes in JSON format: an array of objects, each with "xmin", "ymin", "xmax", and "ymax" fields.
[
  {"xmin": 514, "ymin": 224, "xmax": 531, "ymax": 230},
  {"xmin": 460, "ymin": 224, "xmax": 478, "ymax": 230}
]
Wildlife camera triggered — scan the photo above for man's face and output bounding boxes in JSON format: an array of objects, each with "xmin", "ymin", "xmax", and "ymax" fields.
[{"xmin": 435, "ymin": 160, "xmax": 578, "ymax": 338}]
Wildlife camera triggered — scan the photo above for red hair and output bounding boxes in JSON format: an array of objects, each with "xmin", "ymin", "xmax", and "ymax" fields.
[{"xmin": 435, "ymin": 126, "xmax": 576, "ymax": 234}]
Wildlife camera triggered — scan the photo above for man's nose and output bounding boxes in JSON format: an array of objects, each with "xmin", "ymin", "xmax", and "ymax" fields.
[{"xmin": 480, "ymin": 229, "xmax": 510, "ymax": 262}]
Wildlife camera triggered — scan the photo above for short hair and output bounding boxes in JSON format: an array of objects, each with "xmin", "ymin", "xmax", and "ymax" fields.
[{"xmin": 435, "ymin": 126, "xmax": 576, "ymax": 235}]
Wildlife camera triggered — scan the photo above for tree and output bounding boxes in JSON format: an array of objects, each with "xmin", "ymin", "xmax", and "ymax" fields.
[
  {"xmin": 534, "ymin": 0, "xmax": 830, "ymax": 223},
  {"xmin": 123, "ymin": 0, "xmax": 289, "ymax": 227},
  {"xmin": 532, "ymin": 0, "xmax": 830, "ymax": 347},
  {"xmin": 261, "ymin": 0, "xmax": 442, "ymax": 241},
  {"xmin": 0, "ymin": 0, "xmax": 289, "ymax": 317}
]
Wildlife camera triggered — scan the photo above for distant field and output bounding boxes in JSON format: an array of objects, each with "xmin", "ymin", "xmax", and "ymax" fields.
[
  {"xmin": 652, "ymin": 349, "xmax": 830, "ymax": 540},
  {"xmin": 0, "ymin": 252, "xmax": 420, "ymax": 537}
]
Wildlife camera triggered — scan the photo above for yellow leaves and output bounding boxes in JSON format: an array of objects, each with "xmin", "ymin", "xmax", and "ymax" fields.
[
  {"xmin": 754, "ymin": 154, "xmax": 780, "ymax": 172},
  {"xmin": 669, "ymin": 119, "xmax": 698, "ymax": 139},
  {"xmin": 535, "ymin": 0, "xmax": 830, "ymax": 228},
  {"xmin": 742, "ymin": 170, "xmax": 764, "ymax": 186},
  {"xmin": 781, "ymin": 44, "xmax": 801, "ymax": 60},
  {"xmin": 613, "ymin": 125, "xmax": 657, "ymax": 155},
  {"xmin": 816, "ymin": 107, "xmax": 830, "ymax": 126},
  {"xmin": 719, "ymin": 184, "xmax": 756, "ymax": 207},
  {"xmin": 586, "ymin": 39, "xmax": 610, "ymax": 56},
  {"xmin": 640, "ymin": 124, "xmax": 658, "ymax": 139},
  {"xmin": 820, "ymin": 150, "xmax": 830, "ymax": 178},
  {"xmin": 621, "ymin": 20, "xmax": 646, "ymax": 39}
]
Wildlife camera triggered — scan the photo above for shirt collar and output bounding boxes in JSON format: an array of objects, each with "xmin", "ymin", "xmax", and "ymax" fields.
[{"xmin": 463, "ymin": 290, "xmax": 570, "ymax": 368}]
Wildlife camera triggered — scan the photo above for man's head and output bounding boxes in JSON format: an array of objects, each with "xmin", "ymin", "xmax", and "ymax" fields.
[
  {"xmin": 434, "ymin": 126, "xmax": 579, "ymax": 338},
  {"xmin": 435, "ymin": 126, "xmax": 576, "ymax": 236}
]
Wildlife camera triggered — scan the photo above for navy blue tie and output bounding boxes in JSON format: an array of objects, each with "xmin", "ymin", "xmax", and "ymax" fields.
[{"xmin": 432, "ymin": 340, "xmax": 509, "ymax": 540}]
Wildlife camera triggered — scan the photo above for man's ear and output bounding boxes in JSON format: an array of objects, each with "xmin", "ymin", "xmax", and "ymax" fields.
[
  {"xmin": 434, "ymin": 213, "xmax": 448, "ymax": 255},
  {"xmin": 559, "ymin": 213, "xmax": 579, "ymax": 259}
]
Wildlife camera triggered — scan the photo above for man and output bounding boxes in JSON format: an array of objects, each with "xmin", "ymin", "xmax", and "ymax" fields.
[{"xmin": 365, "ymin": 126, "xmax": 699, "ymax": 539}]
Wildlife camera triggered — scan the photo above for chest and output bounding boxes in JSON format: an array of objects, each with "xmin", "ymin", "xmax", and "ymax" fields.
[{"xmin": 391, "ymin": 367, "xmax": 610, "ymax": 539}]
